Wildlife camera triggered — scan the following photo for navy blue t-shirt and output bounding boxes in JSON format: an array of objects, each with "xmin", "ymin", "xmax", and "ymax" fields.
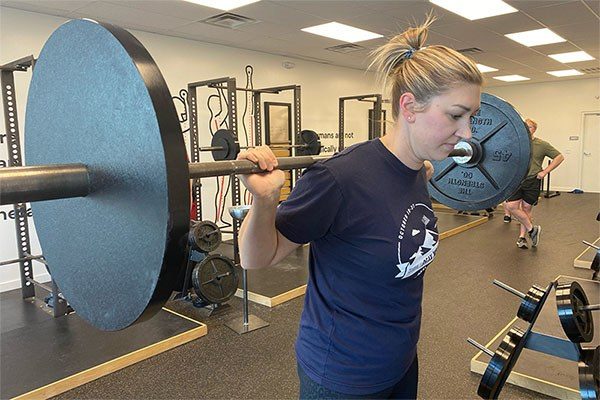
[{"xmin": 275, "ymin": 139, "xmax": 439, "ymax": 395}]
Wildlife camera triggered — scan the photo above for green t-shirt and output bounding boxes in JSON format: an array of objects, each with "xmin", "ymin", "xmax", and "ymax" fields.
[{"xmin": 527, "ymin": 137, "xmax": 561, "ymax": 177}]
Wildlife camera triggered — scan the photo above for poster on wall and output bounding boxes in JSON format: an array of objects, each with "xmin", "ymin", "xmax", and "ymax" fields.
[{"xmin": 264, "ymin": 102, "xmax": 292, "ymax": 145}]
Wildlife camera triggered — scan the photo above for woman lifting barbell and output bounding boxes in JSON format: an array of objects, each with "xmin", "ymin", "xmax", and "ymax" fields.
[{"xmin": 237, "ymin": 15, "xmax": 482, "ymax": 399}]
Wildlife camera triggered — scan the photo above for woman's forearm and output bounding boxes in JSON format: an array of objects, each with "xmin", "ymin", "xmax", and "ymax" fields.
[{"xmin": 238, "ymin": 196, "xmax": 280, "ymax": 269}]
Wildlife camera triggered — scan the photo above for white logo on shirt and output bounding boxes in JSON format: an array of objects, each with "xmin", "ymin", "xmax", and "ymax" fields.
[{"xmin": 395, "ymin": 203, "xmax": 439, "ymax": 279}]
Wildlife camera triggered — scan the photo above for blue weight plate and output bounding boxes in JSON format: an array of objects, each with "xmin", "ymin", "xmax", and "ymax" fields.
[
  {"xmin": 428, "ymin": 93, "xmax": 531, "ymax": 211},
  {"xmin": 25, "ymin": 19, "xmax": 190, "ymax": 330}
]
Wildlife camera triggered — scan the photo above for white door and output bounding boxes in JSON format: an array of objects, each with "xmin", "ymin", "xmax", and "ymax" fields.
[{"xmin": 581, "ymin": 112, "xmax": 600, "ymax": 193}]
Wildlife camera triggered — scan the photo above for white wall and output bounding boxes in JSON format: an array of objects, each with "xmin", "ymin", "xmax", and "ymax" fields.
[
  {"xmin": 487, "ymin": 78, "xmax": 600, "ymax": 192},
  {"xmin": 0, "ymin": 7, "xmax": 380, "ymax": 291},
  {"xmin": 2, "ymin": 7, "xmax": 598, "ymax": 292}
]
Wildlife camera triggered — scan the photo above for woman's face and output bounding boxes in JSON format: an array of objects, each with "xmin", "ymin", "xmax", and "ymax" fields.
[{"xmin": 409, "ymin": 84, "xmax": 481, "ymax": 161}]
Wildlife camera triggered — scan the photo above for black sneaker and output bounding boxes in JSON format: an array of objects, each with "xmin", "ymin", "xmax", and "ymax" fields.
[
  {"xmin": 503, "ymin": 215, "xmax": 511, "ymax": 223},
  {"xmin": 529, "ymin": 225, "xmax": 541, "ymax": 247},
  {"xmin": 517, "ymin": 237, "xmax": 528, "ymax": 249}
]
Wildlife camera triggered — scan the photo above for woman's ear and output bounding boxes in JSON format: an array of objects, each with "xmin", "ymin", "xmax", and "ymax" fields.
[{"xmin": 399, "ymin": 92, "xmax": 416, "ymax": 123}]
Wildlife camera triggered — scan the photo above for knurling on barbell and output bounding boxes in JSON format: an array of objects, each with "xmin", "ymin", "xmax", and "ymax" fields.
[{"xmin": 0, "ymin": 19, "xmax": 531, "ymax": 330}]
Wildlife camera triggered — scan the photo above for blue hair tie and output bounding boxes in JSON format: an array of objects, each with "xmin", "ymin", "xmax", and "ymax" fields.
[{"xmin": 405, "ymin": 48, "xmax": 415, "ymax": 60}]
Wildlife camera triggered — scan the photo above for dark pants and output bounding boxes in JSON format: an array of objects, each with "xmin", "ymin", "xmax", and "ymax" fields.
[{"xmin": 298, "ymin": 356, "xmax": 418, "ymax": 400}]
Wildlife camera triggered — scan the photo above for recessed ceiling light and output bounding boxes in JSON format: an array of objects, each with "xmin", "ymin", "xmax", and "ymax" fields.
[
  {"xmin": 549, "ymin": 51, "xmax": 595, "ymax": 63},
  {"xmin": 301, "ymin": 22, "xmax": 383, "ymax": 43},
  {"xmin": 547, "ymin": 69, "xmax": 584, "ymax": 77},
  {"xmin": 477, "ymin": 63, "xmax": 499, "ymax": 73},
  {"xmin": 429, "ymin": 0, "xmax": 517, "ymax": 20},
  {"xmin": 182, "ymin": 0, "xmax": 260, "ymax": 11},
  {"xmin": 505, "ymin": 28, "xmax": 566, "ymax": 47},
  {"xmin": 493, "ymin": 75, "xmax": 530, "ymax": 82}
]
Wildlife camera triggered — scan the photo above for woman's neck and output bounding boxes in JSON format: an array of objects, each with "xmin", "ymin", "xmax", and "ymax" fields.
[{"xmin": 379, "ymin": 123, "xmax": 423, "ymax": 171}]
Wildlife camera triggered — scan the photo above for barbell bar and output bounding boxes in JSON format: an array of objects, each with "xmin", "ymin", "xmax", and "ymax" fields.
[
  {"xmin": 194, "ymin": 127, "xmax": 320, "ymax": 163},
  {"xmin": 0, "ymin": 253, "xmax": 45, "ymax": 267},
  {"xmin": 206, "ymin": 128, "xmax": 323, "ymax": 160},
  {"xmin": 0, "ymin": 148, "xmax": 476, "ymax": 205},
  {"xmin": 200, "ymin": 143, "xmax": 314, "ymax": 151},
  {"xmin": 0, "ymin": 19, "xmax": 529, "ymax": 330}
]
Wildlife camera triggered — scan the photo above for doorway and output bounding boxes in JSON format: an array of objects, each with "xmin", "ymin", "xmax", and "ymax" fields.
[{"xmin": 580, "ymin": 112, "xmax": 600, "ymax": 193}]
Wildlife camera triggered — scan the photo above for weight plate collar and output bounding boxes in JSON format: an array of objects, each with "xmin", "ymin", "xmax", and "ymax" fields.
[
  {"xmin": 25, "ymin": 19, "xmax": 190, "ymax": 330},
  {"xmin": 428, "ymin": 93, "xmax": 531, "ymax": 211}
]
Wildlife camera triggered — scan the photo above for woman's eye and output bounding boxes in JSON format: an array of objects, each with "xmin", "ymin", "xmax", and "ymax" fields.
[{"xmin": 451, "ymin": 114, "xmax": 463, "ymax": 120}]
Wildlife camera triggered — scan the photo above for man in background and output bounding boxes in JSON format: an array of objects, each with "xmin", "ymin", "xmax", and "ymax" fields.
[{"xmin": 504, "ymin": 118, "xmax": 564, "ymax": 249}]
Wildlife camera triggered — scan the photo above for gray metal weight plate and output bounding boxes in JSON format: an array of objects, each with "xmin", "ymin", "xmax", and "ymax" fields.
[
  {"xmin": 428, "ymin": 93, "xmax": 531, "ymax": 211},
  {"xmin": 189, "ymin": 220, "xmax": 222, "ymax": 253},
  {"xmin": 191, "ymin": 254, "xmax": 238, "ymax": 304},
  {"xmin": 25, "ymin": 19, "xmax": 190, "ymax": 330}
]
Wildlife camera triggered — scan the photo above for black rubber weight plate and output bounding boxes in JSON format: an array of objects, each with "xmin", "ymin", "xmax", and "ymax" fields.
[
  {"xmin": 192, "ymin": 255, "xmax": 238, "ymax": 304},
  {"xmin": 428, "ymin": 93, "xmax": 531, "ymax": 211},
  {"xmin": 25, "ymin": 19, "xmax": 190, "ymax": 330}
]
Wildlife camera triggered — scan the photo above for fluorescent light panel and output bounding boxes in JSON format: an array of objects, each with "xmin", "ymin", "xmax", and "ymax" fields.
[
  {"xmin": 493, "ymin": 75, "xmax": 530, "ymax": 82},
  {"xmin": 182, "ymin": 0, "xmax": 260, "ymax": 11},
  {"xmin": 547, "ymin": 69, "xmax": 584, "ymax": 77},
  {"xmin": 477, "ymin": 63, "xmax": 498, "ymax": 73},
  {"xmin": 429, "ymin": 0, "xmax": 517, "ymax": 20},
  {"xmin": 505, "ymin": 28, "xmax": 566, "ymax": 47},
  {"xmin": 549, "ymin": 51, "xmax": 595, "ymax": 63},
  {"xmin": 301, "ymin": 22, "xmax": 383, "ymax": 43}
]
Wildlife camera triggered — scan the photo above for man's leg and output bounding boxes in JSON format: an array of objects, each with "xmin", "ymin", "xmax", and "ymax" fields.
[
  {"xmin": 521, "ymin": 183, "xmax": 541, "ymax": 246},
  {"xmin": 505, "ymin": 199, "xmax": 531, "ymax": 249},
  {"xmin": 503, "ymin": 201, "xmax": 512, "ymax": 223},
  {"xmin": 519, "ymin": 200, "xmax": 528, "ymax": 237},
  {"xmin": 505, "ymin": 200, "xmax": 533, "ymax": 232}
]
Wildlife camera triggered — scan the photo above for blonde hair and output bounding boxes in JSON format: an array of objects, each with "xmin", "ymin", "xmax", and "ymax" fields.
[
  {"xmin": 370, "ymin": 14, "xmax": 483, "ymax": 120},
  {"xmin": 525, "ymin": 118, "xmax": 537, "ymax": 130}
]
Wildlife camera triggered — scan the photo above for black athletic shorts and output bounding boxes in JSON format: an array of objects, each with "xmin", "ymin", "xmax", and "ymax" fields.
[{"xmin": 507, "ymin": 176, "xmax": 542, "ymax": 205}]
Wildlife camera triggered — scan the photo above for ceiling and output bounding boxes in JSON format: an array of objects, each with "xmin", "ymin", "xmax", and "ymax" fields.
[{"xmin": 2, "ymin": 0, "xmax": 599, "ymax": 86}]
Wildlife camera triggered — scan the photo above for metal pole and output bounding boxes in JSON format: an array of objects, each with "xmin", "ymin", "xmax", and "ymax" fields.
[
  {"xmin": 493, "ymin": 279, "xmax": 526, "ymax": 299},
  {"xmin": 188, "ymin": 156, "xmax": 323, "ymax": 179},
  {"xmin": 0, "ymin": 164, "xmax": 90, "ymax": 205},
  {"xmin": 467, "ymin": 338, "xmax": 495, "ymax": 357},
  {"xmin": 581, "ymin": 304, "xmax": 600, "ymax": 311},
  {"xmin": 242, "ymin": 268, "xmax": 249, "ymax": 325},
  {"xmin": 1, "ymin": 150, "xmax": 474, "ymax": 204},
  {"xmin": 0, "ymin": 254, "xmax": 44, "ymax": 267},
  {"xmin": 199, "ymin": 143, "xmax": 311, "ymax": 152}
]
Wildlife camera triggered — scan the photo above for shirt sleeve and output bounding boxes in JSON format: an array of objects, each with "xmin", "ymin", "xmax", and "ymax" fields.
[
  {"xmin": 275, "ymin": 163, "xmax": 344, "ymax": 244},
  {"xmin": 543, "ymin": 140, "xmax": 561, "ymax": 159}
]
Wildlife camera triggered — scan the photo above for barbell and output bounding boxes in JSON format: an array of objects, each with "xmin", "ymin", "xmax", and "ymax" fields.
[
  {"xmin": 0, "ymin": 19, "xmax": 530, "ymax": 330},
  {"xmin": 204, "ymin": 128, "xmax": 323, "ymax": 160}
]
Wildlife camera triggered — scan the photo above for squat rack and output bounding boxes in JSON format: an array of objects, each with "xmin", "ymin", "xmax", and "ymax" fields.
[
  {"xmin": 187, "ymin": 78, "xmax": 302, "ymax": 223},
  {"xmin": 338, "ymin": 93, "xmax": 384, "ymax": 151},
  {"xmin": 183, "ymin": 77, "xmax": 301, "ymax": 298},
  {"xmin": 1, "ymin": 55, "xmax": 70, "ymax": 317}
]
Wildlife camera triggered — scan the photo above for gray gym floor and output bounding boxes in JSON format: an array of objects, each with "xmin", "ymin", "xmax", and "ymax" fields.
[{"xmin": 23, "ymin": 193, "xmax": 600, "ymax": 399}]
